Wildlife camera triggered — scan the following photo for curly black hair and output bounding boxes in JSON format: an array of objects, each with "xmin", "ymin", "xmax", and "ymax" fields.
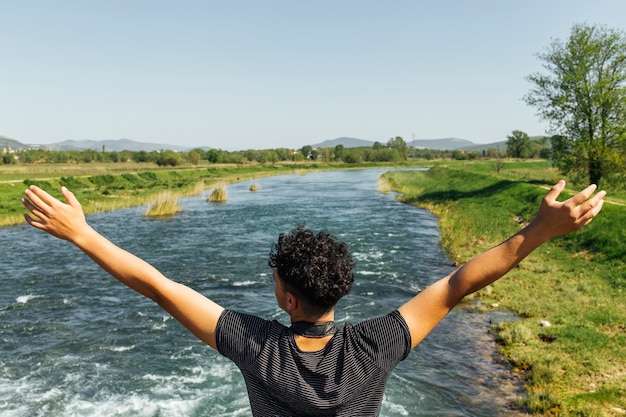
[{"xmin": 268, "ymin": 225, "xmax": 355, "ymax": 316}]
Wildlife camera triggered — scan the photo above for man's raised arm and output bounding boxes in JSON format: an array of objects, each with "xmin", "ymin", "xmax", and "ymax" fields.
[
  {"xmin": 22, "ymin": 186, "xmax": 224, "ymax": 349},
  {"xmin": 398, "ymin": 180, "xmax": 606, "ymax": 349}
]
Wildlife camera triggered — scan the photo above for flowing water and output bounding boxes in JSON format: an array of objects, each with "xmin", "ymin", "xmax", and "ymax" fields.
[{"xmin": 0, "ymin": 169, "xmax": 526, "ymax": 416}]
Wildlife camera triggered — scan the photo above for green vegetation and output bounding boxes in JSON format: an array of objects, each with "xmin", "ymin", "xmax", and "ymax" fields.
[
  {"xmin": 0, "ymin": 160, "xmax": 430, "ymax": 227},
  {"xmin": 507, "ymin": 130, "xmax": 550, "ymax": 159},
  {"xmin": 0, "ymin": 163, "xmax": 317, "ymax": 226},
  {"xmin": 525, "ymin": 23, "xmax": 626, "ymax": 186},
  {"xmin": 381, "ymin": 162, "xmax": 625, "ymax": 416}
]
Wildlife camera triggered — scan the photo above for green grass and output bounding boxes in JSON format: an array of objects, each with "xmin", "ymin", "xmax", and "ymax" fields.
[
  {"xmin": 0, "ymin": 160, "xmax": 432, "ymax": 227},
  {"xmin": 381, "ymin": 164, "xmax": 626, "ymax": 416},
  {"xmin": 0, "ymin": 163, "xmax": 313, "ymax": 226}
]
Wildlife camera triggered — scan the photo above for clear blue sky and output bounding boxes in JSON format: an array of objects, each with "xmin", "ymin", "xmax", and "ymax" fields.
[{"xmin": 2, "ymin": 1, "xmax": 625, "ymax": 150}]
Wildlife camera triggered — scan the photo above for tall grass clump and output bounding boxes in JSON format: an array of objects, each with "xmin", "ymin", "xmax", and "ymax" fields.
[
  {"xmin": 208, "ymin": 185, "xmax": 228, "ymax": 203},
  {"xmin": 144, "ymin": 191, "xmax": 182, "ymax": 217}
]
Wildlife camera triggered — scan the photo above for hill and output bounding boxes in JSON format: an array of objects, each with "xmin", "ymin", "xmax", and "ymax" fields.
[
  {"xmin": 0, "ymin": 136, "xmax": 31, "ymax": 151},
  {"xmin": 409, "ymin": 137, "xmax": 474, "ymax": 150},
  {"xmin": 461, "ymin": 140, "xmax": 508, "ymax": 153},
  {"xmin": 312, "ymin": 137, "xmax": 478, "ymax": 150},
  {"xmin": 311, "ymin": 137, "xmax": 375, "ymax": 148},
  {"xmin": 43, "ymin": 138, "xmax": 192, "ymax": 152}
]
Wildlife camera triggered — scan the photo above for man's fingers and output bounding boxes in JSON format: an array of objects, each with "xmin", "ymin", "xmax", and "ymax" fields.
[
  {"xmin": 22, "ymin": 196, "xmax": 42, "ymax": 216},
  {"xmin": 591, "ymin": 198, "xmax": 605, "ymax": 217},
  {"xmin": 583, "ymin": 190, "xmax": 606, "ymax": 211},
  {"xmin": 23, "ymin": 213, "xmax": 44, "ymax": 228},
  {"xmin": 584, "ymin": 192, "xmax": 605, "ymax": 217},
  {"xmin": 569, "ymin": 183, "xmax": 599, "ymax": 206},
  {"xmin": 578, "ymin": 198, "xmax": 605, "ymax": 227},
  {"xmin": 61, "ymin": 186, "xmax": 80, "ymax": 208},
  {"xmin": 24, "ymin": 186, "xmax": 52, "ymax": 213},
  {"xmin": 544, "ymin": 180, "xmax": 566, "ymax": 204}
]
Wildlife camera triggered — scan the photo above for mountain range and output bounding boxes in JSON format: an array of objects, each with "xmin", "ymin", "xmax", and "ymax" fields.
[
  {"xmin": 311, "ymin": 136, "xmax": 489, "ymax": 150},
  {"xmin": 2, "ymin": 136, "xmax": 509, "ymax": 153}
]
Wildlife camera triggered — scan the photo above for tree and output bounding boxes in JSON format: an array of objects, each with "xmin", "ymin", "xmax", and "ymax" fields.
[
  {"xmin": 2, "ymin": 153, "xmax": 15, "ymax": 164},
  {"xmin": 333, "ymin": 144, "xmax": 345, "ymax": 161},
  {"xmin": 206, "ymin": 149, "xmax": 222, "ymax": 163},
  {"xmin": 524, "ymin": 23, "xmax": 626, "ymax": 185},
  {"xmin": 187, "ymin": 149, "xmax": 203, "ymax": 165},
  {"xmin": 300, "ymin": 145, "xmax": 313, "ymax": 160},
  {"xmin": 507, "ymin": 130, "xmax": 532, "ymax": 158},
  {"xmin": 132, "ymin": 150, "xmax": 151, "ymax": 163},
  {"xmin": 155, "ymin": 150, "xmax": 182, "ymax": 167},
  {"xmin": 386, "ymin": 136, "xmax": 408, "ymax": 160}
]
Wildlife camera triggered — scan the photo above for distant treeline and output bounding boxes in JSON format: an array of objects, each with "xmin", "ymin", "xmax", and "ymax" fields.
[{"xmin": 2, "ymin": 135, "xmax": 551, "ymax": 166}]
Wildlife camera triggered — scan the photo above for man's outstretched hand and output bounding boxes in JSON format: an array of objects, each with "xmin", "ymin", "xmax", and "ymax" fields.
[
  {"xmin": 22, "ymin": 185, "xmax": 90, "ymax": 243},
  {"xmin": 532, "ymin": 180, "xmax": 606, "ymax": 241}
]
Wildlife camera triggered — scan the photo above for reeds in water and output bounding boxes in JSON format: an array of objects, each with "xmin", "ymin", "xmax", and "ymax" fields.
[
  {"xmin": 208, "ymin": 185, "xmax": 228, "ymax": 203},
  {"xmin": 144, "ymin": 191, "xmax": 182, "ymax": 217}
]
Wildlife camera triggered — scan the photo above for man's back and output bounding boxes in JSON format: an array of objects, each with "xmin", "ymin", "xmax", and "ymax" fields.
[{"xmin": 216, "ymin": 310, "xmax": 411, "ymax": 416}]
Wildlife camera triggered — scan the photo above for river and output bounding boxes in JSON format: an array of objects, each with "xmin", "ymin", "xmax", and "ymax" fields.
[{"xmin": 0, "ymin": 169, "xmax": 526, "ymax": 416}]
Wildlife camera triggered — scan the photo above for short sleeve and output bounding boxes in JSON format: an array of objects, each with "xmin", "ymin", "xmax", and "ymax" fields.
[
  {"xmin": 350, "ymin": 310, "xmax": 412, "ymax": 372},
  {"xmin": 215, "ymin": 310, "xmax": 273, "ymax": 367}
]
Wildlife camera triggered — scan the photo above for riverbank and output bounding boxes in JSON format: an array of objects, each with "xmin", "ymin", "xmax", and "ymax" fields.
[
  {"xmin": 0, "ymin": 161, "xmax": 423, "ymax": 227},
  {"xmin": 381, "ymin": 166, "xmax": 626, "ymax": 416}
]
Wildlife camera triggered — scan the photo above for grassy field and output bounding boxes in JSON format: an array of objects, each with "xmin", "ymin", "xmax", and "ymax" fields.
[
  {"xmin": 381, "ymin": 162, "xmax": 625, "ymax": 416},
  {"xmin": 0, "ymin": 160, "xmax": 425, "ymax": 227},
  {"xmin": 0, "ymin": 162, "xmax": 316, "ymax": 226}
]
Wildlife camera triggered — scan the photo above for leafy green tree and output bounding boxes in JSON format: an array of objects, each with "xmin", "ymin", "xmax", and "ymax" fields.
[
  {"xmin": 300, "ymin": 145, "xmax": 313, "ymax": 160},
  {"xmin": 108, "ymin": 151, "xmax": 120, "ymax": 162},
  {"xmin": 2, "ymin": 153, "xmax": 15, "ymax": 164},
  {"xmin": 506, "ymin": 130, "xmax": 532, "ymax": 158},
  {"xmin": 155, "ymin": 150, "xmax": 182, "ymax": 167},
  {"xmin": 525, "ymin": 23, "xmax": 626, "ymax": 185},
  {"xmin": 343, "ymin": 149, "xmax": 363, "ymax": 164},
  {"xmin": 187, "ymin": 149, "xmax": 202, "ymax": 165},
  {"xmin": 275, "ymin": 148, "xmax": 293, "ymax": 161},
  {"xmin": 386, "ymin": 136, "xmax": 408, "ymax": 160},
  {"xmin": 451, "ymin": 150, "xmax": 465, "ymax": 160},
  {"xmin": 333, "ymin": 144, "xmax": 345, "ymax": 161},
  {"xmin": 206, "ymin": 149, "xmax": 222, "ymax": 163},
  {"xmin": 320, "ymin": 147, "xmax": 331, "ymax": 162},
  {"xmin": 132, "ymin": 150, "xmax": 151, "ymax": 163}
]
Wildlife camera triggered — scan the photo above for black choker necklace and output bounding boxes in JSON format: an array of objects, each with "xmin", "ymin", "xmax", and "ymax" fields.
[{"xmin": 290, "ymin": 321, "xmax": 337, "ymax": 338}]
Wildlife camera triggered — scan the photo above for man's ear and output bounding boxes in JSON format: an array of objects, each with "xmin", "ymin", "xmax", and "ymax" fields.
[{"xmin": 286, "ymin": 291, "xmax": 299, "ymax": 312}]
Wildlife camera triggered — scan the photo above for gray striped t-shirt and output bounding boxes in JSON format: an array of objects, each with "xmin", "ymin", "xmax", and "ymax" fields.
[{"xmin": 216, "ymin": 309, "xmax": 411, "ymax": 416}]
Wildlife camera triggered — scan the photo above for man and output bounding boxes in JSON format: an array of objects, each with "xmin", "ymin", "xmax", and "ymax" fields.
[{"xmin": 22, "ymin": 180, "xmax": 605, "ymax": 416}]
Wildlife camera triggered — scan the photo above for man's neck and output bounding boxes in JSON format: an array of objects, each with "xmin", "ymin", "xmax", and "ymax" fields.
[{"xmin": 289, "ymin": 309, "xmax": 335, "ymax": 324}]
